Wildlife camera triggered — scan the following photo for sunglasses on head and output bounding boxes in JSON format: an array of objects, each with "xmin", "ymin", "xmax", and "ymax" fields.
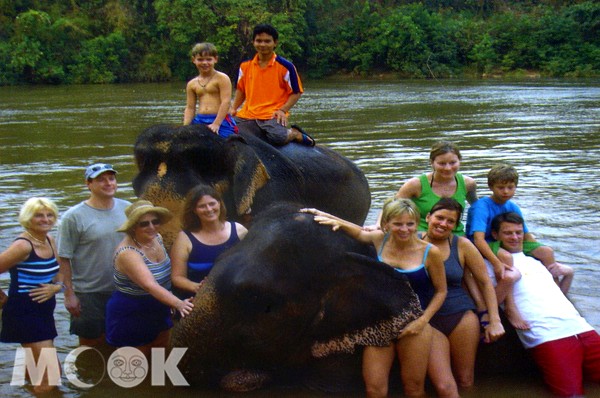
[
  {"xmin": 89, "ymin": 164, "xmax": 113, "ymax": 173},
  {"xmin": 138, "ymin": 218, "xmax": 161, "ymax": 228}
]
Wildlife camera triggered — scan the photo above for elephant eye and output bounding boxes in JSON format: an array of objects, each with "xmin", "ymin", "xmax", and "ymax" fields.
[{"xmin": 229, "ymin": 287, "xmax": 283, "ymax": 317}]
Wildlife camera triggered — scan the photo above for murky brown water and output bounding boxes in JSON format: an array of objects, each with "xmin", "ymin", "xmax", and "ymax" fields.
[{"xmin": 1, "ymin": 79, "xmax": 599, "ymax": 397}]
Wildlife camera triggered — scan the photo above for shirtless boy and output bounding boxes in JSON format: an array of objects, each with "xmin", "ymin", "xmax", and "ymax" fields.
[{"xmin": 183, "ymin": 42, "xmax": 238, "ymax": 138}]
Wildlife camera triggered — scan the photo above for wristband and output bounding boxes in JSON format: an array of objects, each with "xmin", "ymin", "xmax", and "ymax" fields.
[{"xmin": 54, "ymin": 281, "xmax": 66, "ymax": 292}]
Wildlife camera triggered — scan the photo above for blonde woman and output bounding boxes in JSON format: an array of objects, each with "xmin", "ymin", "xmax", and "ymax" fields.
[
  {"xmin": 303, "ymin": 198, "xmax": 447, "ymax": 398},
  {"xmin": 0, "ymin": 198, "xmax": 64, "ymax": 393}
]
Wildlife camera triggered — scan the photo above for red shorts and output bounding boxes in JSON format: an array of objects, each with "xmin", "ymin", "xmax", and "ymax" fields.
[{"xmin": 529, "ymin": 330, "xmax": 600, "ymax": 396}]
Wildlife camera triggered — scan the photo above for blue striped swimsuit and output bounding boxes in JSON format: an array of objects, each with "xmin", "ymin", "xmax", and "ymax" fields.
[
  {"xmin": 8, "ymin": 237, "xmax": 59, "ymax": 294},
  {"xmin": 1, "ymin": 237, "xmax": 59, "ymax": 343}
]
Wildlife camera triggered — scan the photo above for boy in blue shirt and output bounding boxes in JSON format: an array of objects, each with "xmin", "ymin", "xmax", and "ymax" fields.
[{"xmin": 466, "ymin": 164, "xmax": 573, "ymax": 329}]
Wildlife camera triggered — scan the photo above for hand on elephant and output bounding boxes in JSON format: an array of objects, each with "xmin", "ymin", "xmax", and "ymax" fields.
[
  {"xmin": 207, "ymin": 123, "xmax": 220, "ymax": 134},
  {"xmin": 192, "ymin": 279, "xmax": 207, "ymax": 293},
  {"xmin": 176, "ymin": 298, "xmax": 195, "ymax": 318},
  {"xmin": 313, "ymin": 215, "xmax": 343, "ymax": 231},
  {"xmin": 398, "ymin": 316, "xmax": 428, "ymax": 339},
  {"xmin": 300, "ymin": 207, "xmax": 340, "ymax": 225}
]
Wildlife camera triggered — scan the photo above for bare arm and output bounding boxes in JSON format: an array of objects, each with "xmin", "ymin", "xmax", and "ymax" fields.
[
  {"xmin": 300, "ymin": 208, "xmax": 382, "ymax": 246},
  {"xmin": 460, "ymin": 237, "xmax": 504, "ymax": 342},
  {"xmin": 546, "ymin": 262, "xmax": 574, "ymax": 295},
  {"xmin": 183, "ymin": 80, "xmax": 198, "ymax": 125},
  {"xmin": 399, "ymin": 246, "xmax": 447, "ymax": 338},
  {"xmin": 0, "ymin": 239, "xmax": 30, "ymax": 274},
  {"xmin": 230, "ymin": 89, "xmax": 245, "ymax": 116},
  {"xmin": 473, "ymin": 231, "xmax": 508, "ymax": 280},
  {"xmin": 58, "ymin": 256, "xmax": 81, "ymax": 316},
  {"xmin": 396, "ymin": 177, "xmax": 422, "ymax": 200},
  {"xmin": 235, "ymin": 222, "xmax": 248, "ymax": 240},
  {"xmin": 208, "ymin": 72, "xmax": 233, "ymax": 132},
  {"xmin": 464, "ymin": 176, "xmax": 478, "ymax": 204},
  {"xmin": 273, "ymin": 92, "xmax": 302, "ymax": 126},
  {"xmin": 116, "ymin": 249, "xmax": 194, "ymax": 317},
  {"xmin": 169, "ymin": 231, "xmax": 199, "ymax": 294}
]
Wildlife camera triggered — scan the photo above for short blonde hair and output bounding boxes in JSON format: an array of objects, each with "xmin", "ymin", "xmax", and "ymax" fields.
[
  {"xmin": 380, "ymin": 198, "xmax": 420, "ymax": 230},
  {"xmin": 18, "ymin": 197, "xmax": 59, "ymax": 229},
  {"xmin": 191, "ymin": 42, "xmax": 218, "ymax": 57}
]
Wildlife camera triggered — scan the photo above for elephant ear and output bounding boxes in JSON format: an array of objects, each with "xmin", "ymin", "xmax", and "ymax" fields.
[
  {"xmin": 310, "ymin": 252, "xmax": 422, "ymax": 358},
  {"xmin": 225, "ymin": 135, "xmax": 270, "ymax": 216}
]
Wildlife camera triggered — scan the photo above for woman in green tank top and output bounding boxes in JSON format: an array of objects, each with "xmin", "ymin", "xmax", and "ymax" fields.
[{"xmin": 395, "ymin": 141, "xmax": 478, "ymax": 236}]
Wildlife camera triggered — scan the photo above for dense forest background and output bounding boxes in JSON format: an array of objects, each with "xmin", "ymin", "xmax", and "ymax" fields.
[{"xmin": 1, "ymin": 0, "xmax": 598, "ymax": 85}]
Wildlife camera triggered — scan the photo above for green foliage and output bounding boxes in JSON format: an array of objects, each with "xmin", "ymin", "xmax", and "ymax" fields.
[
  {"xmin": 69, "ymin": 32, "xmax": 129, "ymax": 83},
  {"xmin": 0, "ymin": 0, "xmax": 598, "ymax": 84}
]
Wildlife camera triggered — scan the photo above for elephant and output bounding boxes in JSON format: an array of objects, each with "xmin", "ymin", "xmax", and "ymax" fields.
[
  {"xmin": 132, "ymin": 124, "xmax": 371, "ymax": 246},
  {"xmin": 170, "ymin": 202, "xmax": 423, "ymax": 393}
]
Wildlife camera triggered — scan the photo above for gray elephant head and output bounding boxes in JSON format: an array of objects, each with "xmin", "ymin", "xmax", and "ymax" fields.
[
  {"xmin": 170, "ymin": 202, "xmax": 421, "ymax": 392},
  {"xmin": 132, "ymin": 124, "xmax": 370, "ymax": 247}
]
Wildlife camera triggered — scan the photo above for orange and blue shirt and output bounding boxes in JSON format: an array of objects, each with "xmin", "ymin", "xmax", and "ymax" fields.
[{"xmin": 236, "ymin": 53, "xmax": 303, "ymax": 120}]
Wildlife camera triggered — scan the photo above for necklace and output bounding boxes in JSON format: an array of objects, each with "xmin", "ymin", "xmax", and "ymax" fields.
[
  {"xmin": 197, "ymin": 72, "xmax": 215, "ymax": 88},
  {"xmin": 133, "ymin": 236, "xmax": 156, "ymax": 252},
  {"xmin": 25, "ymin": 230, "xmax": 46, "ymax": 245}
]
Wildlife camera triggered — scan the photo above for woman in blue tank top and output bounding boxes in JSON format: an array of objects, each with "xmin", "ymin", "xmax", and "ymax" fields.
[
  {"xmin": 303, "ymin": 198, "xmax": 447, "ymax": 398},
  {"xmin": 422, "ymin": 198, "xmax": 505, "ymax": 397},
  {"xmin": 171, "ymin": 185, "xmax": 247, "ymax": 299},
  {"xmin": 0, "ymin": 198, "xmax": 65, "ymax": 393}
]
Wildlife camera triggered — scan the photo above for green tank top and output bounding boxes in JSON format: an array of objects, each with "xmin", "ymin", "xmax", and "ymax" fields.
[{"xmin": 412, "ymin": 172, "xmax": 467, "ymax": 235}]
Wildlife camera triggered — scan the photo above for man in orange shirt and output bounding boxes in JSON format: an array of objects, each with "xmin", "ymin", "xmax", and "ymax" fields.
[{"xmin": 231, "ymin": 24, "xmax": 315, "ymax": 146}]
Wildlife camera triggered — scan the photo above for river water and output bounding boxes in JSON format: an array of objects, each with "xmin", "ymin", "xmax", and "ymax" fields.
[{"xmin": 1, "ymin": 79, "xmax": 599, "ymax": 397}]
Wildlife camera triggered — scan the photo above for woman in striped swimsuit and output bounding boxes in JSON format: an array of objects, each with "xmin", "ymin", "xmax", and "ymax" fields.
[
  {"xmin": 0, "ymin": 197, "xmax": 64, "ymax": 393},
  {"xmin": 105, "ymin": 200, "xmax": 194, "ymax": 357}
]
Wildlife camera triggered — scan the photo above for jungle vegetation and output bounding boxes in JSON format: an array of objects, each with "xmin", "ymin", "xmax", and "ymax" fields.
[{"xmin": 1, "ymin": 0, "xmax": 599, "ymax": 84}]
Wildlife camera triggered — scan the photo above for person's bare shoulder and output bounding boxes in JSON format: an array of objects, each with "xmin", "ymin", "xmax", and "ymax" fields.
[
  {"xmin": 214, "ymin": 71, "xmax": 232, "ymax": 85},
  {"xmin": 464, "ymin": 175, "xmax": 477, "ymax": 190},
  {"xmin": 186, "ymin": 78, "xmax": 199, "ymax": 94},
  {"xmin": 397, "ymin": 176, "xmax": 422, "ymax": 198}
]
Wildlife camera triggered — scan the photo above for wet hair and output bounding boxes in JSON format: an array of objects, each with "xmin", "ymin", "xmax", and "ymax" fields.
[
  {"xmin": 429, "ymin": 141, "xmax": 462, "ymax": 162},
  {"xmin": 491, "ymin": 212, "xmax": 524, "ymax": 234},
  {"xmin": 181, "ymin": 184, "xmax": 227, "ymax": 231},
  {"xmin": 190, "ymin": 42, "xmax": 218, "ymax": 58},
  {"xmin": 487, "ymin": 164, "xmax": 519, "ymax": 187},
  {"xmin": 380, "ymin": 198, "xmax": 420, "ymax": 230},
  {"xmin": 429, "ymin": 197, "xmax": 464, "ymax": 221},
  {"xmin": 18, "ymin": 197, "xmax": 59, "ymax": 229},
  {"xmin": 253, "ymin": 23, "xmax": 279, "ymax": 41}
]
